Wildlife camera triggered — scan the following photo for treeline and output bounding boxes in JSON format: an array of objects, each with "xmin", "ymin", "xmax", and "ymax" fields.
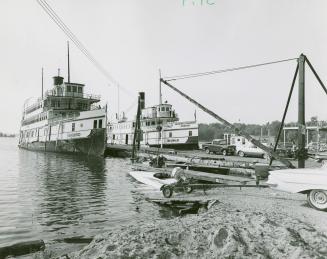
[
  {"xmin": 0, "ymin": 132, "xmax": 16, "ymax": 137},
  {"xmin": 199, "ymin": 116, "xmax": 327, "ymax": 143}
]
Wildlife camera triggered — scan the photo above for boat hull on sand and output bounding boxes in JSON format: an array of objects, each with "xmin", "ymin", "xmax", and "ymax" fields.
[{"xmin": 129, "ymin": 171, "xmax": 176, "ymax": 189}]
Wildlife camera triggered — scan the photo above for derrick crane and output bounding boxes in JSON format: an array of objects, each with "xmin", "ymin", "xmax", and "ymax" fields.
[{"xmin": 160, "ymin": 78, "xmax": 295, "ymax": 169}]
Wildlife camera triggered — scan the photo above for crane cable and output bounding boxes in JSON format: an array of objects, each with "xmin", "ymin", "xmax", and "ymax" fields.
[{"xmin": 163, "ymin": 57, "xmax": 298, "ymax": 81}]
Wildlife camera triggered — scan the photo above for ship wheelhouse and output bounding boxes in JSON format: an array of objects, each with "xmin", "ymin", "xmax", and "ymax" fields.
[{"xmin": 44, "ymin": 76, "xmax": 101, "ymax": 121}]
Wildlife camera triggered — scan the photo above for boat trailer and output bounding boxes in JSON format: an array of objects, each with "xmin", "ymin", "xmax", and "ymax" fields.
[{"xmin": 160, "ymin": 180, "xmax": 269, "ymax": 198}]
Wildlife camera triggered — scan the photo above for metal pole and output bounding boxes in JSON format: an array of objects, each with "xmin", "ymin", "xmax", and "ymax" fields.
[
  {"xmin": 161, "ymin": 78, "xmax": 294, "ymax": 168},
  {"xmin": 298, "ymin": 54, "xmax": 306, "ymax": 168},
  {"xmin": 161, "ymin": 127, "xmax": 163, "ymax": 148},
  {"xmin": 131, "ymin": 95, "xmax": 141, "ymax": 162},
  {"xmin": 159, "ymin": 69, "xmax": 162, "ymax": 105},
  {"xmin": 305, "ymin": 57, "xmax": 327, "ymax": 96},
  {"xmin": 67, "ymin": 41, "xmax": 71, "ymax": 83}
]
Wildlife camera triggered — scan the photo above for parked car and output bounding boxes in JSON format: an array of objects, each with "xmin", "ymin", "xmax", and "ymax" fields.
[
  {"xmin": 267, "ymin": 163, "xmax": 327, "ymax": 211},
  {"xmin": 202, "ymin": 139, "xmax": 236, "ymax": 156},
  {"xmin": 237, "ymin": 144, "xmax": 268, "ymax": 159}
]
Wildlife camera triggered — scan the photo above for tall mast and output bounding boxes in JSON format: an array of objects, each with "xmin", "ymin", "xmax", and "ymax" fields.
[
  {"xmin": 41, "ymin": 67, "xmax": 44, "ymax": 99},
  {"xmin": 159, "ymin": 69, "xmax": 162, "ymax": 105},
  {"xmin": 67, "ymin": 41, "xmax": 71, "ymax": 83}
]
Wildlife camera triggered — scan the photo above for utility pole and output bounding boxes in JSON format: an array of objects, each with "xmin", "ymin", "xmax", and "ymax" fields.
[
  {"xmin": 298, "ymin": 54, "xmax": 306, "ymax": 168},
  {"xmin": 131, "ymin": 93, "xmax": 141, "ymax": 162}
]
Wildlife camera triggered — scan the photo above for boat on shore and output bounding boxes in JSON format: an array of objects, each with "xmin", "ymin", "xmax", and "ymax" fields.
[{"xmin": 129, "ymin": 171, "xmax": 177, "ymax": 189}]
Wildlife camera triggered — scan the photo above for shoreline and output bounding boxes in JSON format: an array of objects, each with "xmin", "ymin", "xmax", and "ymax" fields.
[{"xmin": 51, "ymin": 187, "xmax": 327, "ymax": 259}]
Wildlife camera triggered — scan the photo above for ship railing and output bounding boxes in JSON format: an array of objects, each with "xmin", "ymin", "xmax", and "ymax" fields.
[
  {"xmin": 45, "ymin": 90, "xmax": 101, "ymax": 100},
  {"xmin": 23, "ymin": 98, "xmax": 43, "ymax": 114},
  {"xmin": 48, "ymin": 114, "xmax": 79, "ymax": 125}
]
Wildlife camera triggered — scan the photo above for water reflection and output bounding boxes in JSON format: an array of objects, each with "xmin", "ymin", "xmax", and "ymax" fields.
[
  {"xmin": 0, "ymin": 138, "xmax": 167, "ymax": 251},
  {"xmin": 16, "ymin": 151, "xmax": 109, "ymax": 239}
]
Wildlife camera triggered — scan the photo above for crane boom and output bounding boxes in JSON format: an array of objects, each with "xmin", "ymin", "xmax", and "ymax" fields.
[{"xmin": 160, "ymin": 78, "xmax": 295, "ymax": 169}]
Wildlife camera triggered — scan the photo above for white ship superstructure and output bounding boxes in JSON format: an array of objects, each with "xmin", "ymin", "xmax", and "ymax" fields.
[{"xmin": 19, "ymin": 75, "xmax": 107, "ymax": 156}]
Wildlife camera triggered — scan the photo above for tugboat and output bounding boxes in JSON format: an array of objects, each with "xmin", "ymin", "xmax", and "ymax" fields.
[
  {"xmin": 107, "ymin": 92, "xmax": 199, "ymax": 150},
  {"xmin": 18, "ymin": 45, "xmax": 107, "ymax": 156}
]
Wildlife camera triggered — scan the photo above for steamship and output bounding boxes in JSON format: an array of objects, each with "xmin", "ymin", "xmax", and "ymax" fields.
[
  {"xmin": 18, "ymin": 74, "xmax": 107, "ymax": 157},
  {"xmin": 107, "ymin": 92, "xmax": 199, "ymax": 150}
]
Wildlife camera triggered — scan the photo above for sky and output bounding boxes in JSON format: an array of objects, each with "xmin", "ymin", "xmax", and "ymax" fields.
[{"xmin": 1, "ymin": 0, "xmax": 327, "ymax": 133}]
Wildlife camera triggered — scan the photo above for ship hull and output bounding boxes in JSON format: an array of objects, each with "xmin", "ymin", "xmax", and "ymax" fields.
[
  {"xmin": 19, "ymin": 128, "xmax": 106, "ymax": 157},
  {"xmin": 148, "ymin": 136, "xmax": 199, "ymax": 150}
]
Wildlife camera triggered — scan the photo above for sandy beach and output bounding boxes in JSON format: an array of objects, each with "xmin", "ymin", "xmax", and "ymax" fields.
[{"xmin": 60, "ymin": 187, "xmax": 327, "ymax": 259}]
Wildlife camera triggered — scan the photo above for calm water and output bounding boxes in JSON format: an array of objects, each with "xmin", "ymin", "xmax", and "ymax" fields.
[{"xmin": 0, "ymin": 137, "xmax": 166, "ymax": 252}]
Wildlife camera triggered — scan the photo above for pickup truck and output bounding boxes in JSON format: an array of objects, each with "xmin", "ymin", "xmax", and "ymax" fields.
[{"xmin": 202, "ymin": 139, "xmax": 236, "ymax": 156}]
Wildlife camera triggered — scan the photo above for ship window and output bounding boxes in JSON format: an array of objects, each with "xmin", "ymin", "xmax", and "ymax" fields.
[
  {"xmin": 169, "ymin": 132, "xmax": 172, "ymax": 138},
  {"xmin": 93, "ymin": 120, "xmax": 97, "ymax": 129},
  {"xmin": 99, "ymin": 119, "xmax": 103, "ymax": 128},
  {"xmin": 151, "ymin": 121, "xmax": 155, "ymax": 125},
  {"xmin": 189, "ymin": 130, "xmax": 192, "ymax": 137},
  {"xmin": 78, "ymin": 87, "xmax": 82, "ymax": 93},
  {"xmin": 113, "ymin": 134, "xmax": 115, "ymax": 140},
  {"xmin": 73, "ymin": 86, "xmax": 77, "ymax": 92},
  {"xmin": 242, "ymin": 138, "xmax": 246, "ymax": 145},
  {"xmin": 166, "ymin": 107, "xmax": 169, "ymax": 111},
  {"xmin": 72, "ymin": 123, "xmax": 75, "ymax": 132},
  {"xmin": 67, "ymin": 85, "xmax": 71, "ymax": 92},
  {"xmin": 132, "ymin": 122, "xmax": 135, "ymax": 128},
  {"xmin": 161, "ymin": 107, "xmax": 165, "ymax": 111}
]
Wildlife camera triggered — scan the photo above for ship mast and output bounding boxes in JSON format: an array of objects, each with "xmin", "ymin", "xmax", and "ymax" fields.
[
  {"xmin": 159, "ymin": 69, "xmax": 162, "ymax": 105},
  {"xmin": 67, "ymin": 41, "xmax": 71, "ymax": 83}
]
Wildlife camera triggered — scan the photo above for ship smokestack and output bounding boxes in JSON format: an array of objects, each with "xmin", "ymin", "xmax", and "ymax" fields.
[
  {"xmin": 53, "ymin": 76, "xmax": 64, "ymax": 85},
  {"xmin": 139, "ymin": 92, "xmax": 145, "ymax": 109}
]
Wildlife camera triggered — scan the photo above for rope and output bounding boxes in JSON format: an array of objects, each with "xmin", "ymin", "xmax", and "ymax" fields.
[
  {"xmin": 37, "ymin": 0, "xmax": 134, "ymax": 98},
  {"xmin": 163, "ymin": 58, "xmax": 298, "ymax": 81}
]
